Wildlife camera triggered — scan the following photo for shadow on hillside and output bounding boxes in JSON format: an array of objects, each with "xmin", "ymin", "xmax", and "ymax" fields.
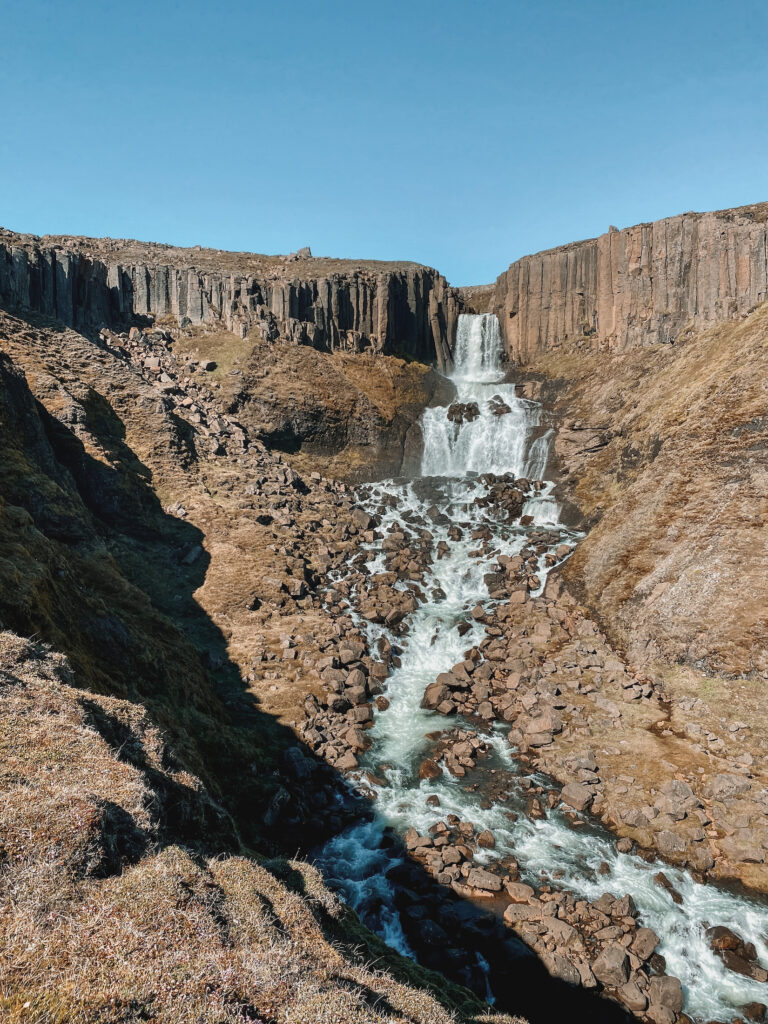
[{"xmin": 0, "ymin": 325, "xmax": 630, "ymax": 1024}]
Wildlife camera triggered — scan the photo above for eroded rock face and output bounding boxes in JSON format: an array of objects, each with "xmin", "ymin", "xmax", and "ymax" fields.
[
  {"xmin": 0, "ymin": 228, "xmax": 460, "ymax": 368},
  {"xmin": 492, "ymin": 203, "xmax": 768, "ymax": 359}
]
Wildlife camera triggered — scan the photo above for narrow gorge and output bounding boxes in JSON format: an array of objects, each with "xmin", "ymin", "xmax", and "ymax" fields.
[{"xmin": 1, "ymin": 206, "xmax": 767, "ymax": 1024}]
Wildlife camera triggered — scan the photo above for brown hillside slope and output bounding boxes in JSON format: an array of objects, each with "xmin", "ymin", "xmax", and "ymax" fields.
[{"xmin": 519, "ymin": 302, "xmax": 768, "ymax": 742}]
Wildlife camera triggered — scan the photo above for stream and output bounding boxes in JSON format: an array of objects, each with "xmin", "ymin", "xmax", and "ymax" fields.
[{"xmin": 314, "ymin": 313, "xmax": 768, "ymax": 1023}]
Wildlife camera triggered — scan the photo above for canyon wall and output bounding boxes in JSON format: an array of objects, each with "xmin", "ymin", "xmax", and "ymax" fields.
[
  {"xmin": 493, "ymin": 202, "xmax": 768, "ymax": 361},
  {"xmin": 0, "ymin": 229, "xmax": 459, "ymax": 369}
]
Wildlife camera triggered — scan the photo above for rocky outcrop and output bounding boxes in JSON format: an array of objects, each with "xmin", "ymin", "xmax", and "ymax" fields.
[
  {"xmin": 492, "ymin": 202, "xmax": 768, "ymax": 360},
  {"xmin": 0, "ymin": 228, "xmax": 460, "ymax": 368},
  {"xmin": 457, "ymin": 283, "xmax": 495, "ymax": 313}
]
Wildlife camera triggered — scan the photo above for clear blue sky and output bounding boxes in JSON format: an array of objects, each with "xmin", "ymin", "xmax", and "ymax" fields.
[{"xmin": 3, "ymin": 0, "xmax": 768, "ymax": 284}]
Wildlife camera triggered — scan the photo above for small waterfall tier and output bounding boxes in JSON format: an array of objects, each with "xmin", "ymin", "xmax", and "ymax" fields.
[{"xmin": 421, "ymin": 313, "xmax": 554, "ymax": 493}]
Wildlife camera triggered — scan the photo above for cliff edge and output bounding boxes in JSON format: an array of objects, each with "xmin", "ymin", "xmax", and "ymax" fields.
[{"xmin": 493, "ymin": 202, "xmax": 768, "ymax": 359}]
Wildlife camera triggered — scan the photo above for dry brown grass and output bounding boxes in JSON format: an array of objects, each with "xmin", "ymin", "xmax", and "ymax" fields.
[
  {"xmin": 170, "ymin": 327, "xmax": 255, "ymax": 382},
  {"xmin": 0, "ymin": 634, "xmax": 522, "ymax": 1024},
  {"xmin": 524, "ymin": 303, "xmax": 768, "ymax": 677}
]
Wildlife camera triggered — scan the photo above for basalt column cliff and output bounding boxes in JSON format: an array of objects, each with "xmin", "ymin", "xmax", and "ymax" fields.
[
  {"xmin": 491, "ymin": 203, "xmax": 768, "ymax": 358},
  {"xmin": 0, "ymin": 229, "xmax": 460, "ymax": 368}
]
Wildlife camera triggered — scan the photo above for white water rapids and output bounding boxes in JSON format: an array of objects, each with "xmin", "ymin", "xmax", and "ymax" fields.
[{"xmin": 314, "ymin": 314, "xmax": 768, "ymax": 1022}]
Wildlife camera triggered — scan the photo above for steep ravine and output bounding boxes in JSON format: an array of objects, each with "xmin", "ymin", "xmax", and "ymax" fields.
[{"xmin": 2, "ymin": 211, "xmax": 768, "ymax": 1024}]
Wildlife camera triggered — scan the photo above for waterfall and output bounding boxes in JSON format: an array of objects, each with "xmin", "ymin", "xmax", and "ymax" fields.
[
  {"xmin": 451, "ymin": 312, "xmax": 505, "ymax": 383},
  {"xmin": 421, "ymin": 314, "xmax": 554, "ymax": 508}
]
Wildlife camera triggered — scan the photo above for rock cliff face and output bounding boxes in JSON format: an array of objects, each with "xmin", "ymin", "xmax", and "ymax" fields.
[
  {"xmin": 0, "ymin": 229, "xmax": 460, "ymax": 369},
  {"xmin": 492, "ymin": 202, "xmax": 768, "ymax": 361}
]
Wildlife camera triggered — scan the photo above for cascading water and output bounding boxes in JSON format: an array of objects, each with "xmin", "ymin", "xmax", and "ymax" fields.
[
  {"xmin": 421, "ymin": 313, "xmax": 550, "ymax": 480},
  {"xmin": 314, "ymin": 314, "xmax": 768, "ymax": 1023}
]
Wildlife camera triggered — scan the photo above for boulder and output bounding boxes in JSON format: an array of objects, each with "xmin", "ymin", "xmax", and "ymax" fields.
[
  {"xmin": 504, "ymin": 902, "xmax": 542, "ymax": 923},
  {"xmin": 653, "ymin": 871, "xmax": 683, "ymax": 904},
  {"xmin": 658, "ymin": 778, "xmax": 699, "ymax": 810},
  {"xmin": 719, "ymin": 836, "xmax": 766, "ymax": 864},
  {"xmin": 542, "ymin": 951, "xmax": 581, "ymax": 986},
  {"xmin": 418, "ymin": 758, "xmax": 442, "ymax": 780},
  {"xmin": 351, "ymin": 508, "xmax": 372, "ymax": 531},
  {"xmin": 707, "ymin": 926, "xmax": 768, "ymax": 982},
  {"xmin": 703, "ymin": 773, "xmax": 750, "ymax": 801},
  {"xmin": 617, "ymin": 980, "xmax": 648, "ymax": 1013},
  {"xmin": 655, "ymin": 829, "xmax": 687, "ymax": 859},
  {"xmin": 631, "ymin": 927, "xmax": 660, "ymax": 961},
  {"xmin": 421, "ymin": 681, "xmax": 451, "ymax": 709},
  {"xmin": 466, "ymin": 867, "xmax": 503, "ymax": 892},
  {"xmin": 336, "ymin": 751, "xmax": 358, "ymax": 771},
  {"xmin": 441, "ymin": 845, "xmax": 463, "ymax": 865},
  {"xmin": 560, "ymin": 783, "xmax": 594, "ymax": 812},
  {"xmin": 647, "ymin": 975, "xmax": 684, "ymax": 1016},
  {"xmin": 742, "ymin": 1003, "xmax": 767, "ymax": 1023},
  {"xmin": 591, "ymin": 944, "xmax": 630, "ymax": 987},
  {"xmin": 505, "ymin": 881, "xmax": 535, "ymax": 903}
]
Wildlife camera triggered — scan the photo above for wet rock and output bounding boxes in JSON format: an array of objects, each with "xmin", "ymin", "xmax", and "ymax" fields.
[
  {"xmin": 707, "ymin": 926, "xmax": 768, "ymax": 982},
  {"xmin": 653, "ymin": 871, "xmax": 683, "ymax": 904},
  {"xmin": 421, "ymin": 680, "xmax": 451, "ymax": 709},
  {"xmin": 476, "ymin": 829, "xmax": 495, "ymax": 849},
  {"xmin": 404, "ymin": 829, "xmax": 433, "ymax": 852},
  {"xmin": 446, "ymin": 401, "xmax": 480, "ymax": 425},
  {"xmin": 418, "ymin": 758, "xmax": 442, "ymax": 780},
  {"xmin": 488, "ymin": 395, "xmax": 512, "ymax": 417}
]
